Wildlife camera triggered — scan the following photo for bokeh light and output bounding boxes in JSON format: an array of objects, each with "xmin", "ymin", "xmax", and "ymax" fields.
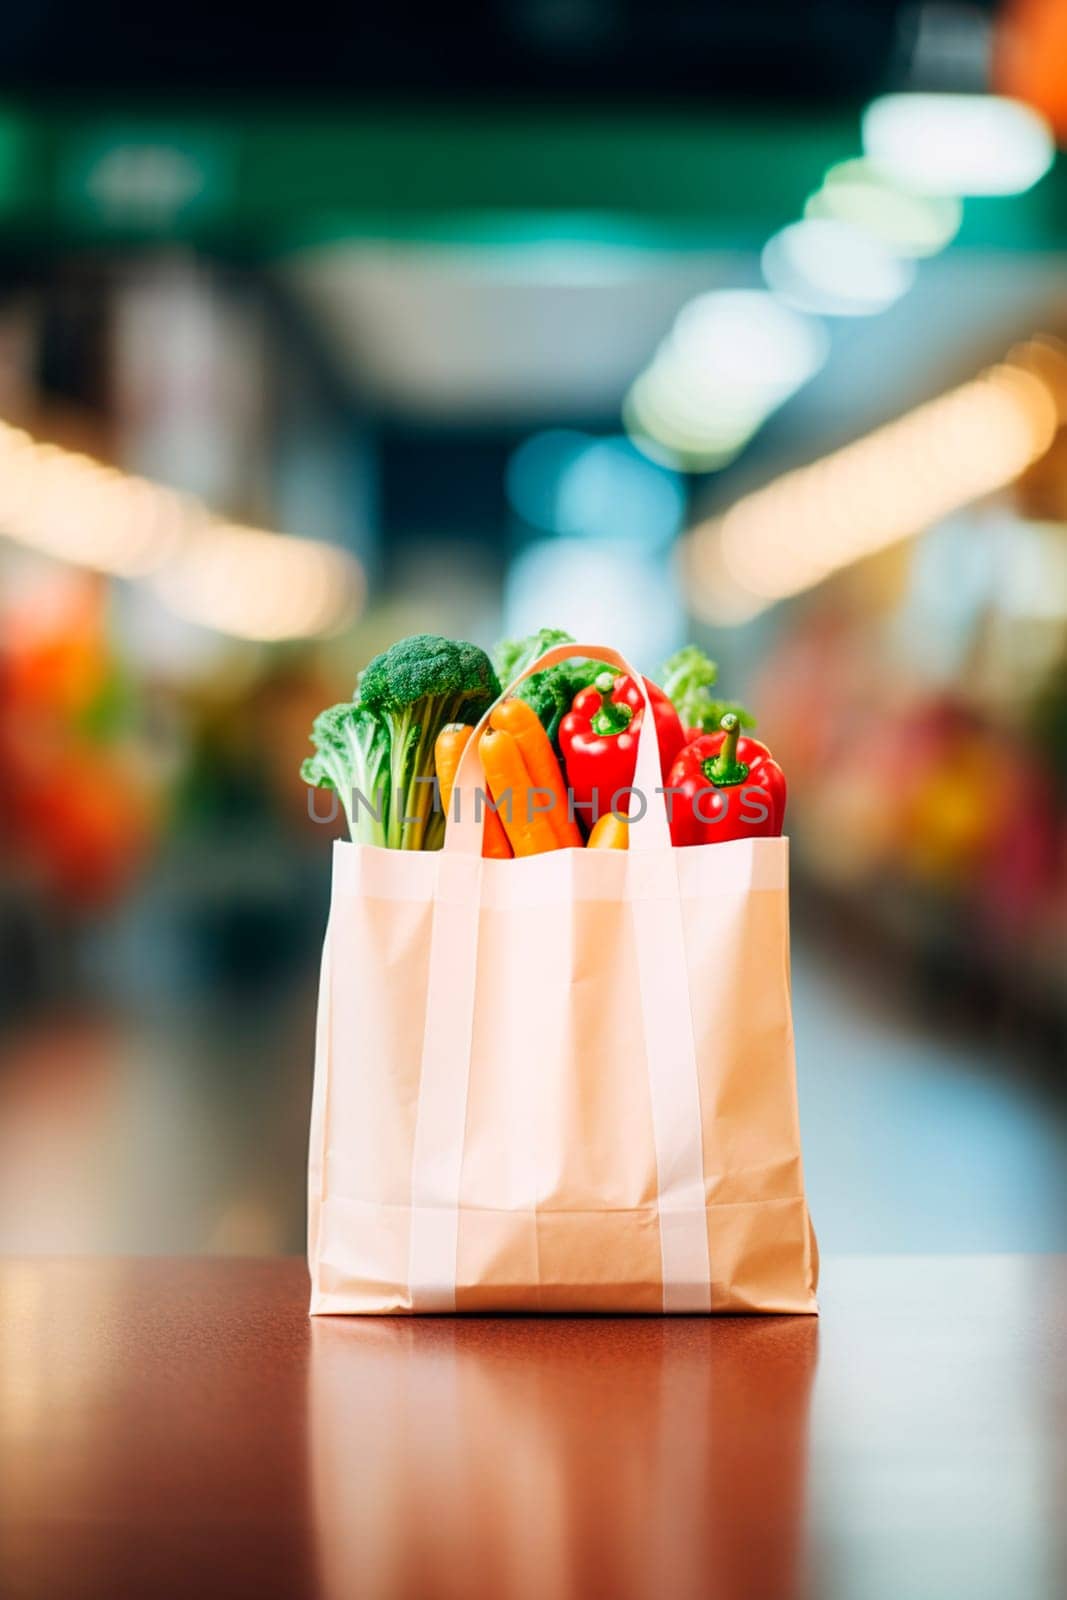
[
  {"xmin": 504, "ymin": 536, "xmax": 682, "ymax": 665},
  {"xmin": 508, "ymin": 431, "xmax": 685, "ymax": 548},
  {"xmin": 862, "ymin": 93, "xmax": 1055, "ymax": 197},
  {"xmin": 505, "ymin": 430, "xmax": 593, "ymax": 534},
  {"xmin": 151, "ymin": 523, "xmax": 364, "ymax": 642},
  {"xmin": 685, "ymin": 347, "xmax": 1063, "ymax": 623},
  {"xmin": 0, "ymin": 419, "xmax": 364, "ymax": 641},
  {"xmin": 762, "ymin": 219, "xmax": 917, "ymax": 317},
  {"xmin": 624, "ymin": 290, "xmax": 828, "ymax": 471},
  {"xmin": 806, "ymin": 159, "xmax": 962, "ymax": 258}
]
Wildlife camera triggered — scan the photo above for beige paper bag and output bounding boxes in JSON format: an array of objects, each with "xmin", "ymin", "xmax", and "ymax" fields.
[{"xmin": 308, "ymin": 643, "xmax": 818, "ymax": 1314}]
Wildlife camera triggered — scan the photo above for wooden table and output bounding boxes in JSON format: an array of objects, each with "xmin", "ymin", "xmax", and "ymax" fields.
[{"xmin": 1, "ymin": 1257, "xmax": 1063, "ymax": 1600}]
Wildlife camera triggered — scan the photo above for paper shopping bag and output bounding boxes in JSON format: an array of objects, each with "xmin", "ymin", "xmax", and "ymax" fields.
[{"xmin": 308, "ymin": 642, "xmax": 818, "ymax": 1314}]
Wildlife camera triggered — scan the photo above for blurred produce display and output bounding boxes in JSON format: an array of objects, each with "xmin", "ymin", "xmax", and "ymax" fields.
[
  {"xmin": 754, "ymin": 569, "xmax": 1067, "ymax": 1017},
  {"xmin": 0, "ymin": 571, "xmax": 165, "ymax": 908}
]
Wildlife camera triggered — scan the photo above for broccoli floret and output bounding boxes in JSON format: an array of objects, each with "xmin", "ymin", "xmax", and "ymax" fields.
[
  {"xmin": 659, "ymin": 645, "xmax": 754, "ymax": 734},
  {"xmin": 360, "ymin": 634, "xmax": 498, "ymax": 717},
  {"xmin": 359, "ymin": 634, "xmax": 500, "ymax": 849},
  {"xmin": 301, "ymin": 702, "xmax": 391, "ymax": 846}
]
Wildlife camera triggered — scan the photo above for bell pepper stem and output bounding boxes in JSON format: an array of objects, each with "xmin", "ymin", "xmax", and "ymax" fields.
[
  {"xmin": 590, "ymin": 672, "xmax": 634, "ymax": 738},
  {"xmin": 703, "ymin": 712, "xmax": 749, "ymax": 788}
]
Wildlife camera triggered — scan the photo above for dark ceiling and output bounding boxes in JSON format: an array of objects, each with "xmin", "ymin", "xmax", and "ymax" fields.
[{"xmin": 0, "ymin": 1, "xmax": 978, "ymax": 104}]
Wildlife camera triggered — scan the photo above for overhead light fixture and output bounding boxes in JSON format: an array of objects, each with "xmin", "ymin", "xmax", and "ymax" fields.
[
  {"xmin": 684, "ymin": 343, "xmax": 1063, "ymax": 625},
  {"xmin": 624, "ymin": 290, "xmax": 828, "ymax": 471},
  {"xmin": 624, "ymin": 370, "xmax": 762, "ymax": 473},
  {"xmin": 151, "ymin": 523, "xmax": 361, "ymax": 643},
  {"xmin": 0, "ymin": 426, "xmax": 190, "ymax": 578},
  {"xmin": 0, "ymin": 420, "xmax": 364, "ymax": 641},
  {"xmin": 762, "ymin": 219, "xmax": 916, "ymax": 317},
  {"xmin": 806, "ymin": 159, "xmax": 962, "ymax": 258},
  {"xmin": 862, "ymin": 93, "xmax": 1055, "ymax": 197}
]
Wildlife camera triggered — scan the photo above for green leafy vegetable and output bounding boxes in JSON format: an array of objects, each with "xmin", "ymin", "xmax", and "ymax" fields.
[
  {"xmin": 659, "ymin": 645, "xmax": 754, "ymax": 735},
  {"xmin": 516, "ymin": 658, "xmax": 607, "ymax": 746},
  {"xmin": 301, "ymin": 702, "xmax": 391, "ymax": 846},
  {"xmin": 491, "ymin": 627, "xmax": 607, "ymax": 746},
  {"xmin": 358, "ymin": 633, "xmax": 500, "ymax": 849},
  {"xmin": 492, "ymin": 627, "xmax": 575, "ymax": 686}
]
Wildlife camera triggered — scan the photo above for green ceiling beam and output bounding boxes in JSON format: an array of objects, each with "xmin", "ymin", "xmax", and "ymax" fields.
[{"xmin": 0, "ymin": 100, "xmax": 1061, "ymax": 255}]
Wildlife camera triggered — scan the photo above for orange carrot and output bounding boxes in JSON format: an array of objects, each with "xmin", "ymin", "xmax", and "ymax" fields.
[
  {"xmin": 481, "ymin": 805, "xmax": 514, "ymax": 860},
  {"xmin": 434, "ymin": 723, "xmax": 473, "ymax": 817},
  {"xmin": 434, "ymin": 723, "xmax": 513, "ymax": 859},
  {"xmin": 478, "ymin": 727, "xmax": 560, "ymax": 857},
  {"xmin": 587, "ymin": 812, "xmax": 628, "ymax": 850},
  {"xmin": 489, "ymin": 698, "xmax": 583, "ymax": 849}
]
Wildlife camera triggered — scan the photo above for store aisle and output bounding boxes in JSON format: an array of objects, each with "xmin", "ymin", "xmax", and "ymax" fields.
[{"xmin": 793, "ymin": 943, "xmax": 1067, "ymax": 1252}]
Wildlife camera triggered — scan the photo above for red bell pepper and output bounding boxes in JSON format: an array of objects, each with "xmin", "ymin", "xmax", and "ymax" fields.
[
  {"xmin": 560, "ymin": 671, "xmax": 685, "ymax": 828},
  {"xmin": 667, "ymin": 714, "xmax": 786, "ymax": 846}
]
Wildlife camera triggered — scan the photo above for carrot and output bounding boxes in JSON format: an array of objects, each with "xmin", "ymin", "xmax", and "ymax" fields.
[
  {"xmin": 434, "ymin": 723, "xmax": 513, "ymax": 859},
  {"xmin": 434, "ymin": 723, "xmax": 473, "ymax": 817},
  {"xmin": 481, "ymin": 806, "xmax": 514, "ymax": 859},
  {"xmin": 478, "ymin": 727, "xmax": 560, "ymax": 857},
  {"xmin": 489, "ymin": 698, "xmax": 583, "ymax": 849},
  {"xmin": 587, "ymin": 812, "xmax": 628, "ymax": 850}
]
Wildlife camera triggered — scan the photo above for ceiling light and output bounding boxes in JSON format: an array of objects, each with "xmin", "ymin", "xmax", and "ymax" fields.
[
  {"xmin": 0, "ymin": 421, "xmax": 364, "ymax": 640},
  {"xmin": 806, "ymin": 159, "xmax": 962, "ymax": 257},
  {"xmin": 762, "ymin": 219, "xmax": 916, "ymax": 317},
  {"xmin": 684, "ymin": 348, "xmax": 1063, "ymax": 624},
  {"xmin": 862, "ymin": 93, "xmax": 1055, "ymax": 197},
  {"xmin": 669, "ymin": 290, "xmax": 828, "ymax": 400},
  {"xmin": 151, "ymin": 525, "xmax": 362, "ymax": 643},
  {"xmin": 624, "ymin": 290, "xmax": 828, "ymax": 471}
]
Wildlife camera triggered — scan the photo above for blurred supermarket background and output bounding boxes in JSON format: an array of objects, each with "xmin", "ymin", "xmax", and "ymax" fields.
[{"xmin": 1, "ymin": 0, "xmax": 1065, "ymax": 1256}]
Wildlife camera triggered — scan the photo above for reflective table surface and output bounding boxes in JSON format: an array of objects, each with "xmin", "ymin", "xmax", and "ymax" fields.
[{"xmin": 1, "ymin": 1256, "xmax": 1063, "ymax": 1600}]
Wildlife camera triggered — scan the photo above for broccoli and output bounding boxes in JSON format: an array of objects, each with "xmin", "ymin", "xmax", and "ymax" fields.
[
  {"xmin": 301, "ymin": 702, "xmax": 391, "ymax": 846},
  {"xmin": 359, "ymin": 634, "xmax": 500, "ymax": 849},
  {"xmin": 659, "ymin": 645, "xmax": 754, "ymax": 735}
]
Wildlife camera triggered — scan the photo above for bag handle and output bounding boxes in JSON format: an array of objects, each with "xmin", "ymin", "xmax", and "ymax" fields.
[{"xmin": 443, "ymin": 641, "xmax": 673, "ymax": 855}]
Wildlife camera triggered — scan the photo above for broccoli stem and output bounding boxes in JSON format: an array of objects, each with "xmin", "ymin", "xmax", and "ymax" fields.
[
  {"xmin": 383, "ymin": 706, "xmax": 416, "ymax": 849},
  {"xmin": 400, "ymin": 719, "xmax": 436, "ymax": 850},
  {"xmin": 397, "ymin": 693, "xmax": 480, "ymax": 849}
]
